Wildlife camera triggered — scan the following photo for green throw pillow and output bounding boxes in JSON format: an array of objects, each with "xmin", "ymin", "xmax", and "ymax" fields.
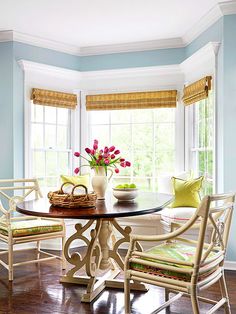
[
  {"xmin": 60, "ymin": 174, "xmax": 90, "ymax": 188},
  {"xmin": 170, "ymin": 176, "xmax": 204, "ymax": 208}
]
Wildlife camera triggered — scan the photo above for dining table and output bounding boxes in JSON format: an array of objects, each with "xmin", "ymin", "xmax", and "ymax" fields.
[{"xmin": 16, "ymin": 191, "xmax": 172, "ymax": 303}]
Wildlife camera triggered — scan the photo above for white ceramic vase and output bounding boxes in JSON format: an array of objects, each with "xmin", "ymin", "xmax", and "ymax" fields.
[{"xmin": 91, "ymin": 166, "xmax": 113, "ymax": 200}]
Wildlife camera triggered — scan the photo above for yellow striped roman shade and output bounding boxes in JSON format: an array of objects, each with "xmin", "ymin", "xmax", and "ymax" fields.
[
  {"xmin": 182, "ymin": 76, "xmax": 212, "ymax": 106},
  {"xmin": 86, "ymin": 90, "xmax": 177, "ymax": 111},
  {"xmin": 31, "ymin": 88, "xmax": 77, "ymax": 109}
]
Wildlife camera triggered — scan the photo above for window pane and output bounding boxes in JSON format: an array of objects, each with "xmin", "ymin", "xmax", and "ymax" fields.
[
  {"xmin": 35, "ymin": 105, "xmax": 44, "ymax": 122},
  {"xmin": 155, "ymin": 123, "xmax": 175, "ymax": 151},
  {"xmin": 111, "ymin": 110, "xmax": 130, "ymax": 124},
  {"xmin": 133, "ymin": 124, "xmax": 153, "ymax": 151},
  {"xmin": 45, "ymin": 125, "xmax": 56, "ymax": 148},
  {"xmin": 88, "ymin": 107, "xmax": 176, "ymax": 192},
  {"xmin": 90, "ymin": 111, "xmax": 109, "ymax": 125},
  {"xmin": 57, "ymin": 108, "xmax": 69, "ymax": 125},
  {"xmin": 46, "ymin": 151, "xmax": 57, "ymax": 176},
  {"xmin": 90, "ymin": 125, "xmax": 109, "ymax": 147},
  {"xmin": 32, "ymin": 124, "xmax": 44, "ymax": 148},
  {"xmin": 45, "ymin": 106, "xmax": 56, "ymax": 123},
  {"xmin": 155, "ymin": 108, "xmax": 175, "ymax": 123},
  {"xmin": 33, "ymin": 151, "xmax": 45, "ymax": 177},
  {"xmin": 45, "ymin": 177, "xmax": 58, "ymax": 187},
  {"xmin": 58, "ymin": 152, "xmax": 70, "ymax": 174},
  {"xmin": 155, "ymin": 150, "xmax": 175, "ymax": 174},
  {"xmin": 132, "ymin": 109, "xmax": 153, "ymax": 123},
  {"xmin": 57, "ymin": 125, "xmax": 69, "ymax": 149},
  {"xmin": 111, "ymin": 125, "xmax": 131, "ymax": 151}
]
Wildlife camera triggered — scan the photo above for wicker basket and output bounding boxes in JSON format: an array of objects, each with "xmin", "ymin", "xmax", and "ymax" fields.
[{"xmin": 48, "ymin": 182, "xmax": 97, "ymax": 208}]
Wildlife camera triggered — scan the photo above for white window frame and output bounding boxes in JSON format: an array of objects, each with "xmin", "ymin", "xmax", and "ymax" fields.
[
  {"xmin": 19, "ymin": 60, "xmax": 81, "ymax": 182},
  {"xmin": 185, "ymin": 93, "xmax": 216, "ymax": 193}
]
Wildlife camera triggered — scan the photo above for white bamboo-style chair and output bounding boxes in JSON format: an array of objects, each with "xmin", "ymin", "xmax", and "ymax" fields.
[
  {"xmin": 124, "ymin": 192, "xmax": 235, "ymax": 314},
  {"xmin": 0, "ymin": 178, "xmax": 66, "ymax": 281}
]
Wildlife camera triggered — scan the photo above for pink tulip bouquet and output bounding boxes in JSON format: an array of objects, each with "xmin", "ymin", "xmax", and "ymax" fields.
[{"xmin": 74, "ymin": 139, "xmax": 131, "ymax": 175}]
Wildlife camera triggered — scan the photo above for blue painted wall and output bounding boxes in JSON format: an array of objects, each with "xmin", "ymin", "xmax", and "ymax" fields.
[
  {"xmin": 80, "ymin": 48, "xmax": 185, "ymax": 71},
  {"xmin": 0, "ymin": 42, "xmax": 14, "ymax": 179},
  {"xmin": 221, "ymin": 15, "xmax": 236, "ymax": 260}
]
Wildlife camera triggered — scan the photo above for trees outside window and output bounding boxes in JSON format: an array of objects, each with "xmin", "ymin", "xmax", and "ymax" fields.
[
  {"xmin": 88, "ymin": 108, "xmax": 176, "ymax": 191},
  {"xmin": 190, "ymin": 92, "xmax": 214, "ymax": 194}
]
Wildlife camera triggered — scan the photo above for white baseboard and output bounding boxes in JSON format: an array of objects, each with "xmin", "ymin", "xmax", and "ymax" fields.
[{"xmin": 224, "ymin": 261, "xmax": 236, "ymax": 271}]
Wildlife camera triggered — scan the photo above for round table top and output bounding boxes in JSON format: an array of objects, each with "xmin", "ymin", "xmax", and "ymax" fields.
[{"xmin": 16, "ymin": 192, "xmax": 172, "ymax": 220}]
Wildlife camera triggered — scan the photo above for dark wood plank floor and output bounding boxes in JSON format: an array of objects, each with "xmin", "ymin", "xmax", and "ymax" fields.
[{"xmin": 0, "ymin": 249, "xmax": 235, "ymax": 314}]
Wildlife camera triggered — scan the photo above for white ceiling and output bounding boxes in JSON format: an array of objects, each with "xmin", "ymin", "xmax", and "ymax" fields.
[{"xmin": 0, "ymin": 0, "xmax": 232, "ymax": 48}]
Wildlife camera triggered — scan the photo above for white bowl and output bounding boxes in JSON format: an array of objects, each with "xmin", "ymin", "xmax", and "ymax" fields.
[{"xmin": 112, "ymin": 188, "xmax": 138, "ymax": 202}]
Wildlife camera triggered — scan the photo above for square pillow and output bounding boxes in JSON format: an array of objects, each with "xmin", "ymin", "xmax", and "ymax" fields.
[
  {"xmin": 170, "ymin": 176, "xmax": 204, "ymax": 208},
  {"xmin": 157, "ymin": 171, "xmax": 193, "ymax": 194},
  {"xmin": 60, "ymin": 174, "xmax": 90, "ymax": 188}
]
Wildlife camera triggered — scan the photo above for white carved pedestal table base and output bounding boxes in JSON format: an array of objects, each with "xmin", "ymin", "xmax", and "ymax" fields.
[{"xmin": 60, "ymin": 218, "xmax": 147, "ymax": 303}]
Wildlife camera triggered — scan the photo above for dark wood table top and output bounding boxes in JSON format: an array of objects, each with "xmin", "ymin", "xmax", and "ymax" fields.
[{"xmin": 16, "ymin": 192, "xmax": 172, "ymax": 220}]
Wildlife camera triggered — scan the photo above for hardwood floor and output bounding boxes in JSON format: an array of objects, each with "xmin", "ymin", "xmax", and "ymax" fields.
[{"xmin": 0, "ymin": 249, "xmax": 235, "ymax": 314}]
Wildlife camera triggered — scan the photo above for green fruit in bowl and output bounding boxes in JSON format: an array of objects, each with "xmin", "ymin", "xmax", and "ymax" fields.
[{"xmin": 114, "ymin": 183, "xmax": 137, "ymax": 189}]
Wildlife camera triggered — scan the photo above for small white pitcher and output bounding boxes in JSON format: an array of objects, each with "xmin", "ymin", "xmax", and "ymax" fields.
[{"xmin": 91, "ymin": 166, "xmax": 113, "ymax": 200}]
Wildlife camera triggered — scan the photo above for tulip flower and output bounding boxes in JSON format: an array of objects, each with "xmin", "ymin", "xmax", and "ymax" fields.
[
  {"xmin": 120, "ymin": 158, "xmax": 125, "ymax": 162},
  {"xmin": 104, "ymin": 159, "xmax": 110, "ymax": 165},
  {"xmin": 109, "ymin": 146, "xmax": 115, "ymax": 152},
  {"xmin": 125, "ymin": 161, "xmax": 131, "ymax": 167},
  {"xmin": 115, "ymin": 168, "xmax": 119, "ymax": 173},
  {"xmin": 85, "ymin": 148, "xmax": 91, "ymax": 154},
  {"xmin": 104, "ymin": 146, "xmax": 109, "ymax": 153},
  {"xmin": 94, "ymin": 139, "xmax": 98, "ymax": 144},
  {"xmin": 114, "ymin": 150, "xmax": 120, "ymax": 155},
  {"xmin": 90, "ymin": 149, "xmax": 95, "ymax": 155},
  {"xmin": 99, "ymin": 149, "xmax": 103, "ymax": 154},
  {"xmin": 74, "ymin": 152, "xmax": 80, "ymax": 157},
  {"xmin": 111, "ymin": 154, "xmax": 115, "ymax": 159},
  {"xmin": 120, "ymin": 162, "xmax": 126, "ymax": 167},
  {"xmin": 93, "ymin": 144, "xmax": 98, "ymax": 150},
  {"xmin": 74, "ymin": 167, "xmax": 80, "ymax": 174}
]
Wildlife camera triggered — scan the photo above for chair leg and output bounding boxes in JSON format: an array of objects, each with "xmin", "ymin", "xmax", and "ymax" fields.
[
  {"xmin": 8, "ymin": 240, "xmax": 13, "ymax": 281},
  {"xmin": 190, "ymin": 288, "xmax": 200, "ymax": 314},
  {"xmin": 124, "ymin": 275, "xmax": 131, "ymax": 314},
  {"xmin": 61, "ymin": 236, "xmax": 66, "ymax": 270},
  {"xmin": 36, "ymin": 241, "xmax": 40, "ymax": 259},
  {"xmin": 165, "ymin": 288, "xmax": 169, "ymax": 302},
  {"xmin": 219, "ymin": 273, "xmax": 231, "ymax": 314}
]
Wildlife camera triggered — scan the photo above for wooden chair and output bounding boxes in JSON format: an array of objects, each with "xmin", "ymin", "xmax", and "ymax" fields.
[
  {"xmin": 0, "ymin": 178, "xmax": 66, "ymax": 281},
  {"xmin": 124, "ymin": 192, "xmax": 235, "ymax": 314}
]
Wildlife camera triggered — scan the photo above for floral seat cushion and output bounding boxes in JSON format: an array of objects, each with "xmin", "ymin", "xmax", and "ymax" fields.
[
  {"xmin": 0, "ymin": 219, "xmax": 63, "ymax": 237},
  {"xmin": 130, "ymin": 242, "xmax": 216, "ymax": 282}
]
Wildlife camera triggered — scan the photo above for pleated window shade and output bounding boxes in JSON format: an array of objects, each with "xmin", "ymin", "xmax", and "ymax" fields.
[
  {"xmin": 182, "ymin": 76, "xmax": 212, "ymax": 106},
  {"xmin": 31, "ymin": 88, "xmax": 77, "ymax": 109},
  {"xmin": 86, "ymin": 90, "xmax": 177, "ymax": 111}
]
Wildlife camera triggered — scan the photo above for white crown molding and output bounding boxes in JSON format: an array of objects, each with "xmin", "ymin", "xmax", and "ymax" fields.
[
  {"xmin": 0, "ymin": 2, "xmax": 235, "ymax": 56},
  {"xmin": 183, "ymin": 1, "xmax": 236, "ymax": 45},
  {"xmin": 180, "ymin": 42, "xmax": 220, "ymax": 82},
  {"xmin": 0, "ymin": 30, "xmax": 13, "ymax": 42},
  {"xmin": 18, "ymin": 59, "xmax": 82, "ymax": 81},
  {"xmin": 79, "ymin": 38, "xmax": 184, "ymax": 56}
]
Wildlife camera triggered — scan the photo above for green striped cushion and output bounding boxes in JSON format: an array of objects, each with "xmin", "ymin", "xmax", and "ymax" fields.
[
  {"xmin": 130, "ymin": 242, "xmax": 216, "ymax": 282},
  {"xmin": 0, "ymin": 219, "xmax": 63, "ymax": 237}
]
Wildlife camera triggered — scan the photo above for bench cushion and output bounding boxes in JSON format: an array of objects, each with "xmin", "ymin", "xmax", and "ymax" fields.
[
  {"xmin": 160, "ymin": 207, "xmax": 197, "ymax": 224},
  {"xmin": 0, "ymin": 219, "xmax": 63, "ymax": 237}
]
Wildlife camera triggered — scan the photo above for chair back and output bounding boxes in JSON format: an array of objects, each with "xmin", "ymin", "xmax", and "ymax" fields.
[
  {"xmin": 0, "ymin": 178, "xmax": 42, "ymax": 221},
  {"xmin": 190, "ymin": 193, "xmax": 235, "ymax": 281}
]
